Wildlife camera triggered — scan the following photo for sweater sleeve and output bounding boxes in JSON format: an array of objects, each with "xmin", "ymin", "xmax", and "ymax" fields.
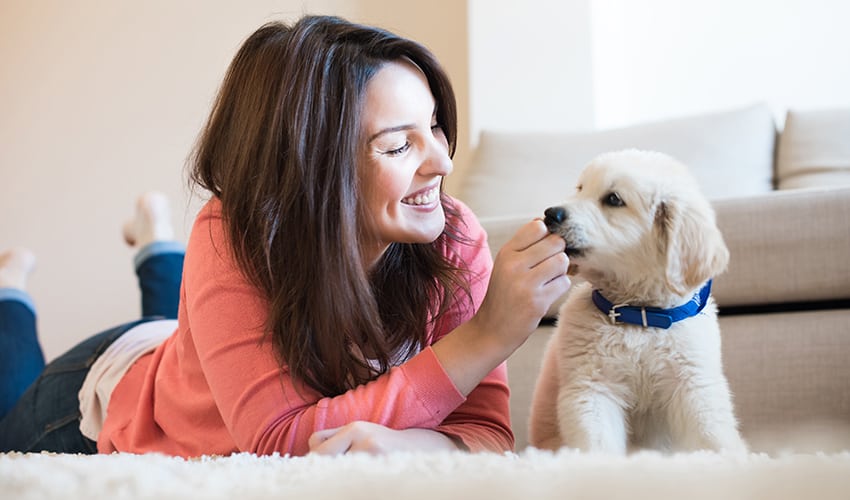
[
  {"xmin": 431, "ymin": 198, "xmax": 513, "ymax": 453},
  {"xmin": 184, "ymin": 198, "xmax": 509, "ymax": 456}
]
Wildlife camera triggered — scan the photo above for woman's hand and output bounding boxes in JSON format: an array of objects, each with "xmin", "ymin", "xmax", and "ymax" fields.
[
  {"xmin": 432, "ymin": 219, "xmax": 570, "ymax": 395},
  {"xmin": 308, "ymin": 421, "xmax": 459, "ymax": 455},
  {"xmin": 476, "ymin": 218, "xmax": 570, "ymax": 349}
]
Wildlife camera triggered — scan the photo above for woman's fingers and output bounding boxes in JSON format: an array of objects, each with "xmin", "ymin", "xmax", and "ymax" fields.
[
  {"xmin": 502, "ymin": 219, "xmax": 550, "ymax": 253},
  {"xmin": 309, "ymin": 422, "xmax": 403, "ymax": 456},
  {"xmin": 308, "ymin": 427, "xmax": 352, "ymax": 455},
  {"xmin": 477, "ymin": 219, "xmax": 570, "ymax": 337},
  {"xmin": 500, "ymin": 220, "xmax": 566, "ymax": 271}
]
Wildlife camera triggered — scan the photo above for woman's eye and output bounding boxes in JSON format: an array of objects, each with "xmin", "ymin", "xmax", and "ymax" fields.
[
  {"xmin": 603, "ymin": 192, "xmax": 625, "ymax": 207},
  {"xmin": 385, "ymin": 142, "xmax": 410, "ymax": 156}
]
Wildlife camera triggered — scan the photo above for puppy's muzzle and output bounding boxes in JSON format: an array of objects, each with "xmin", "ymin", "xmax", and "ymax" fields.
[
  {"xmin": 543, "ymin": 206, "xmax": 567, "ymax": 233},
  {"xmin": 544, "ymin": 205, "xmax": 584, "ymax": 259}
]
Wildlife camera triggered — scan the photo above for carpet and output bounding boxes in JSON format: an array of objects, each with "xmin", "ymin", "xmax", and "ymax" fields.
[{"xmin": 2, "ymin": 449, "xmax": 849, "ymax": 499}]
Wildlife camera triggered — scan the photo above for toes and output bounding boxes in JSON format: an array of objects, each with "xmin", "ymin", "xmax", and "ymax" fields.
[
  {"xmin": 122, "ymin": 220, "xmax": 137, "ymax": 246},
  {"xmin": 123, "ymin": 191, "xmax": 174, "ymax": 248},
  {"xmin": 0, "ymin": 247, "xmax": 37, "ymax": 290}
]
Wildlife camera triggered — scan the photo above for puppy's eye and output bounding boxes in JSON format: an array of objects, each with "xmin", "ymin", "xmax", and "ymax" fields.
[
  {"xmin": 603, "ymin": 192, "xmax": 625, "ymax": 207},
  {"xmin": 576, "ymin": 184, "xmax": 583, "ymax": 193}
]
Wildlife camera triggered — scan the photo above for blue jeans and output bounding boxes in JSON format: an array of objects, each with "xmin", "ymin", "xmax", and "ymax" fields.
[{"xmin": 0, "ymin": 241, "xmax": 184, "ymax": 453}]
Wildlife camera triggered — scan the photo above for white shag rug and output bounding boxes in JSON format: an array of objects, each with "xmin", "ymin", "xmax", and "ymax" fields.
[{"xmin": 2, "ymin": 449, "xmax": 849, "ymax": 500}]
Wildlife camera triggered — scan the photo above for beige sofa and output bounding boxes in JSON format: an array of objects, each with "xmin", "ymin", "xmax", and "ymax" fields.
[{"xmin": 455, "ymin": 103, "xmax": 850, "ymax": 453}]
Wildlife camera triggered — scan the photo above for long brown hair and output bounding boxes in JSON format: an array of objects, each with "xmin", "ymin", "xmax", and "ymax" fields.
[{"xmin": 190, "ymin": 16, "xmax": 471, "ymax": 396}]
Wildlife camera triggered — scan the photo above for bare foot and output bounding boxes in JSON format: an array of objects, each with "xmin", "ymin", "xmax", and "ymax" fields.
[
  {"xmin": 0, "ymin": 247, "xmax": 36, "ymax": 290},
  {"xmin": 122, "ymin": 192, "xmax": 174, "ymax": 248}
]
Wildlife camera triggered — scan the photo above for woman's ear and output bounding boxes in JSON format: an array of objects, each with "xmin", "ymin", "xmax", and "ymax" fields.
[{"xmin": 656, "ymin": 197, "xmax": 729, "ymax": 295}]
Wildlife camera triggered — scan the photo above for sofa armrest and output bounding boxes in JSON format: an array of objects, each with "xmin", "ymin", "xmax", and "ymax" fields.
[{"xmin": 713, "ymin": 186, "xmax": 850, "ymax": 308}]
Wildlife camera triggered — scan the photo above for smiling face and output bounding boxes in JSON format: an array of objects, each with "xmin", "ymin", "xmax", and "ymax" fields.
[{"xmin": 358, "ymin": 60, "xmax": 453, "ymax": 265}]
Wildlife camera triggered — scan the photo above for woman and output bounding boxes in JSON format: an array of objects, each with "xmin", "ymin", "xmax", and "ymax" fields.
[{"xmin": 0, "ymin": 15, "xmax": 569, "ymax": 456}]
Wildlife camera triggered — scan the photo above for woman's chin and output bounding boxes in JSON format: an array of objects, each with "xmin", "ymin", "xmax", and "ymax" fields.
[{"xmin": 411, "ymin": 221, "xmax": 446, "ymax": 244}]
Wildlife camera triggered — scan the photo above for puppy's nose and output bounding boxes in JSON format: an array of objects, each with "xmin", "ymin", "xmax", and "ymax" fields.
[{"xmin": 544, "ymin": 206, "xmax": 567, "ymax": 228}]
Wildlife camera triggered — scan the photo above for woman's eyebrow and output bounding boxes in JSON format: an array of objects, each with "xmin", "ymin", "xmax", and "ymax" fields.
[
  {"xmin": 367, "ymin": 104, "xmax": 439, "ymax": 144},
  {"xmin": 367, "ymin": 124, "xmax": 415, "ymax": 144}
]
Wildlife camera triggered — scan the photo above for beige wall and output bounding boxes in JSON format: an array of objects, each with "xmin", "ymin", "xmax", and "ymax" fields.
[
  {"xmin": 0, "ymin": 1, "xmax": 469, "ymax": 360},
  {"xmin": 589, "ymin": 0, "xmax": 850, "ymax": 128},
  {"xmin": 468, "ymin": 0, "xmax": 594, "ymax": 139}
]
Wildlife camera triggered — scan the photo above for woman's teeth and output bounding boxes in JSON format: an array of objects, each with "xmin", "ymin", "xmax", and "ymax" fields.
[{"xmin": 402, "ymin": 187, "xmax": 439, "ymax": 206}]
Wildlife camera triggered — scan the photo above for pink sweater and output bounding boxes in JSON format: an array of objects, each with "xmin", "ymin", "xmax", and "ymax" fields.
[{"xmin": 99, "ymin": 197, "xmax": 512, "ymax": 457}]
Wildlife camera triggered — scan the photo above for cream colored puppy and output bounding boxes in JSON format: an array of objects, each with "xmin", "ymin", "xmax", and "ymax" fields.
[{"xmin": 529, "ymin": 150, "xmax": 746, "ymax": 454}]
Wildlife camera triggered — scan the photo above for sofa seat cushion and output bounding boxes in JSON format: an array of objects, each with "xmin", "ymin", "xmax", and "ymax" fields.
[
  {"xmin": 458, "ymin": 103, "xmax": 776, "ymax": 219},
  {"xmin": 712, "ymin": 186, "xmax": 850, "ymax": 308},
  {"xmin": 719, "ymin": 308, "xmax": 850, "ymax": 453},
  {"xmin": 777, "ymin": 108, "xmax": 850, "ymax": 190},
  {"xmin": 507, "ymin": 309, "xmax": 850, "ymax": 453}
]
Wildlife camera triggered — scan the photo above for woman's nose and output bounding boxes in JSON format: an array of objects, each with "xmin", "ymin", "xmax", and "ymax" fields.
[{"xmin": 421, "ymin": 132, "xmax": 453, "ymax": 177}]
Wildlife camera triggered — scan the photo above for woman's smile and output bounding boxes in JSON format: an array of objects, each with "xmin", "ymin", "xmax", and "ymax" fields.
[{"xmin": 401, "ymin": 184, "xmax": 441, "ymax": 207}]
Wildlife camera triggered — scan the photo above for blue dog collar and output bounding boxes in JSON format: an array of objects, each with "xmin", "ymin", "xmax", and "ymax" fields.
[{"xmin": 591, "ymin": 280, "xmax": 713, "ymax": 329}]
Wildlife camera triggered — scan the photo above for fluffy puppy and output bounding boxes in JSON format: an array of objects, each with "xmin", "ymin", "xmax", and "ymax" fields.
[{"xmin": 528, "ymin": 149, "xmax": 746, "ymax": 454}]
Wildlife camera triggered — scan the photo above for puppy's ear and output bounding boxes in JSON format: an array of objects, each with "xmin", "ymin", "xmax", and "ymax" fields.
[{"xmin": 656, "ymin": 197, "xmax": 729, "ymax": 295}]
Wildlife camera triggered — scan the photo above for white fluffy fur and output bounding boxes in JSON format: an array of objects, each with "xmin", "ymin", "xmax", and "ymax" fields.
[{"xmin": 529, "ymin": 150, "xmax": 747, "ymax": 454}]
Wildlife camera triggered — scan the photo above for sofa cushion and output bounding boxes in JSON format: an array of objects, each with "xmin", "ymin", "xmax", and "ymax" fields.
[
  {"xmin": 458, "ymin": 103, "xmax": 776, "ymax": 219},
  {"xmin": 719, "ymin": 308, "xmax": 850, "ymax": 453},
  {"xmin": 712, "ymin": 186, "xmax": 850, "ymax": 308},
  {"xmin": 508, "ymin": 309, "xmax": 850, "ymax": 452},
  {"xmin": 776, "ymin": 108, "xmax": 850, "ymax": 190}
]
